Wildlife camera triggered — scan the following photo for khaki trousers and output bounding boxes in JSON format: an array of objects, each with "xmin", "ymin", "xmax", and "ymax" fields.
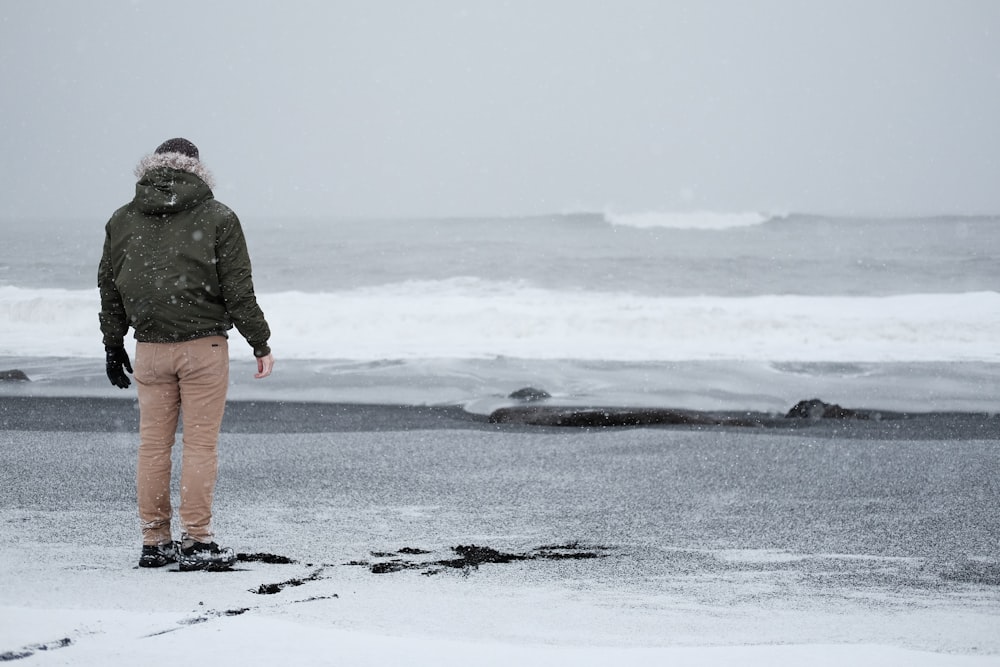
[{"xmin": 134, "ymin": 336, "xmax": 229, "ymax": 545}]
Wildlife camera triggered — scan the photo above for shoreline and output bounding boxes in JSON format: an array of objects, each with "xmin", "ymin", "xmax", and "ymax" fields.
[
  {"xmin": 1, "ymin": 395, "xmax": 997, "ymax": 440},
  {"xmin": 2, "ymin": 356, "xmax": 999, "ymax": 414},
  {"xmin": 3, "ymin": 355, "xmax": 998, "ymax": 440}
]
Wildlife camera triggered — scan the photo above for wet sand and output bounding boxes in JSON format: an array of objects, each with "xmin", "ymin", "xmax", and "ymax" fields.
[{"xmin": 1, "ymin": 395, "xmax": 998, "ymax": 440}]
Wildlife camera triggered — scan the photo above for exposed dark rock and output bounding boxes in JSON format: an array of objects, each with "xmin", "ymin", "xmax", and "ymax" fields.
[
  {"xmin": 489, "ymin": 406, "xmax": 756, "ymax": 428},
  {"xmin": 508, "ymin": 386, "xmax": 551, "ymax": 401},
  {"xmin": 0, "ymin": 369, "xmax": 29, "ymax": 382},
  {"xmin": 785, "ymin": 398, "xmax": 870, "ymax": 420}
]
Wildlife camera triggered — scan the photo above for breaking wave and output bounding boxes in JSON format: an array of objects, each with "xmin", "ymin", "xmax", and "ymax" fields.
[
  {"xmin": 604, "ymin": 210, "xmax": 777, "ymax": 230},
  {"xmin": 2, "ymin": 283, "xmax": 997, "ymax": 362}
]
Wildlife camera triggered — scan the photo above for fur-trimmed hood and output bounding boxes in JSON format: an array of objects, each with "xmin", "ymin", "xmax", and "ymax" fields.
[
  {"xmin": 131, "ymin": 151, "xmax": 216, "ymax": 215},
  {"xmin": 134, "ymin": 151, "xmax": 215, "ymax": 189}
]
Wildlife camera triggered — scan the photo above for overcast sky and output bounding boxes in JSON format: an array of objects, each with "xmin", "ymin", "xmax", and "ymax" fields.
[{"xmin": 2, "ymin": 1, "xmax": 998, "ymax": 220}]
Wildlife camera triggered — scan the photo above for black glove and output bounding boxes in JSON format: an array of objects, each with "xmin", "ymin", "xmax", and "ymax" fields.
[{"xmin": 105, "ymin": 346, "xmax": 133, "ymax": 389}]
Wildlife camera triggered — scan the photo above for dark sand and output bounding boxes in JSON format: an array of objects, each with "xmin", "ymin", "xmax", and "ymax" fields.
[{"xmin": 1, "ymin": 395, "xmax": 996, "ymax": 440}]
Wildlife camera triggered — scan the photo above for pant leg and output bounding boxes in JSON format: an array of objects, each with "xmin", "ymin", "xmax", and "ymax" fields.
[
  {"xmin": 134, "ymin": 342, "xmax": 181, "ymax": 546},
  {"xmin": 176, "ymin": 336, "xmax": 229, "ymax": 543}
]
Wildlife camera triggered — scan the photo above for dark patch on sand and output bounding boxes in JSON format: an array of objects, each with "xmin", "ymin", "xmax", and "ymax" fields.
[
  {"xmin": 436, "ymin": 544, "xmax": 531, "ymax": 569},
  {"xmin": 941, "ymin": 560, "xmax": 1000, "ymax": 586},
  {"xmin": 354, "ymin": 543, "xmax": 611, "ymax": 575},
  {"xmin": 237, "ymin": 552, "xmax": 298, "ymax": 565},
  {"xmin": 537, "ymin": 550, "xmax": 601, "ymax": 560},
  {"xmin": 489, "ymin": 405, "xmax": 752, "ymax": 428},
  {"xmin": 370, "ymin": 560, "xmax": 416, "ymax": 574},
  {"xmin": 145, "ymin": 608, "xmax": 258, "ymax": 637},
  {"xmin": 0, "ymin": 638, "xmax": 71, "ymax": 662},
  {"xmin": 178, "ymin": 616, "xmax": 209, "ymax": 626},
  {"xmin": 251, "ymin": 567, "xmax": 325, "ymax": 595},
  {"xmin": 292, "ymin": 594, "xmax": 339, "ymax": 603},
  {"xmin": 144, "ymin": 597, "xmax": 342, "ymax": 639},
  {"xmin": 489, "ymin": 399, "xmax": 914, "ymax": 428}
]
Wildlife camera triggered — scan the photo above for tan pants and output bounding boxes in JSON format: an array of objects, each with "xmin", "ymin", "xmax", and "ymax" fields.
[{"xmin": 134, "ymin": 336, "xmax": 229, "ymax": 545}]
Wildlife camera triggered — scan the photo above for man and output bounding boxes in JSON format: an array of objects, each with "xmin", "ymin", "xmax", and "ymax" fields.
[{"xmin": 98, "ymin": 138, "xmax": 274, "ymax": 571}]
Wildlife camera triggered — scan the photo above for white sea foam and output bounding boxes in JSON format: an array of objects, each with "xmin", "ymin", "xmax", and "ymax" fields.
[
  {"xmin": 2, "ymin": 282, "xmax": 997, "ymax": 362},
  {"xmin": 605, "ymin": 210, "xmax": 773, "ymax": 229}
]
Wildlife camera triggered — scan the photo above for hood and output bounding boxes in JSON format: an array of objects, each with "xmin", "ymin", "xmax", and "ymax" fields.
[{"xmin": 132, "ymin": 152, "xmax": 216, "ymax": 215}]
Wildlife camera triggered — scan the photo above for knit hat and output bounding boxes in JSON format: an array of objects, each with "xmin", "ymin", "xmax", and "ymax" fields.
[{"xmin": 154, "ymin": 138, "xmax": 199, "ymax": 160}]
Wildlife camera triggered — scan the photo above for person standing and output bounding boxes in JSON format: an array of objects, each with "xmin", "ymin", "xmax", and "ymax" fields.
[{"xmin": 98, "ymin": 138, "xmax": 274, "ymax": 570}]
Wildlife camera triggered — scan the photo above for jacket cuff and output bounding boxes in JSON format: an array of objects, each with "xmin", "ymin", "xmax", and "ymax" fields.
[{"xmin": 253, "ymin": 344, "xmax": 271, "ymax": 358}]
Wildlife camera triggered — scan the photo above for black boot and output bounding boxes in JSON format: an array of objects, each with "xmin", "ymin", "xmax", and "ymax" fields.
[
  {"xmin": 139, "ymin": 542, "xmax": 177, "ymax": 568},
  {"xmin": 177, "ymin": 540, "xmax": 236, "ymax": 571}
]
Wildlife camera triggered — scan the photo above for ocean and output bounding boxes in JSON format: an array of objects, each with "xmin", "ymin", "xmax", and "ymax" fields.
[{"xmin": 1, "ymin": 211, "xmax": 998, "ymax": 413}]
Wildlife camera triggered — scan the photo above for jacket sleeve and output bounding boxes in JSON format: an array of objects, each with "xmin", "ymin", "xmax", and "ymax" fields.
[
  {"xmin": 98, "ymin": 225, "xmax": 129, "ymax": 348},
  {"xmin": 215, "ymin": 210, "xmax": 271, "ymax": 357}
]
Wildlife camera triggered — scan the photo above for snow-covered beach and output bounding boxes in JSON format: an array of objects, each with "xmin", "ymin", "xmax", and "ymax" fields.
[{"xmin": 2, "ymin": 390, "xmax": 999, "ymax": 666}]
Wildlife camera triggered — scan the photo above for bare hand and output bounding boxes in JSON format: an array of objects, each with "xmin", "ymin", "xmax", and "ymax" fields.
[{"xmin": 255, "ymin": 353, "xmax": 274, "ymax": 379}]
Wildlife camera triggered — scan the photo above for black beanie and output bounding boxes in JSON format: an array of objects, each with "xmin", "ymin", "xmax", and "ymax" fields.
[{"xmin": 154, "ymin": 138, "xmax": 199, "ymax": 160}]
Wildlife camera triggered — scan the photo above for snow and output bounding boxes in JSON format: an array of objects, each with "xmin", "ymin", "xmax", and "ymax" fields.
[
  {"xmin": 2, "ymin": 427, "xmax": 999, "ymax": 666},
  {"xmin": 3, "ymin": 560, "xmax": 998, "ymax": 667},
  {"xmin": 4, "ymin": 606, "xmax": 996, "ymax": 667}
]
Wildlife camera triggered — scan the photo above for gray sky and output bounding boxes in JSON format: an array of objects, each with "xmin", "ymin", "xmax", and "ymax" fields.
[{"xmin": 2, "ymin": 0, "xmax": 999, "ymax": 220}]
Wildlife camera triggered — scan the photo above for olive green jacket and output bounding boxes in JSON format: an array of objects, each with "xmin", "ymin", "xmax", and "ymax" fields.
[{"xmin": 98, "ymin": 152, "xmax": 271, "ymax": 357}]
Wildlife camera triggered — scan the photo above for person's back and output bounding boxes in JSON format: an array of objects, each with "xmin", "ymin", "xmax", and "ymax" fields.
[
  {"xmin": 100, "ymin": 143, "xmax": 270, "ymax": 355},
  {"xmin": 98, "ymin": 138, "xmax": 274, "ymax": 571}
]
